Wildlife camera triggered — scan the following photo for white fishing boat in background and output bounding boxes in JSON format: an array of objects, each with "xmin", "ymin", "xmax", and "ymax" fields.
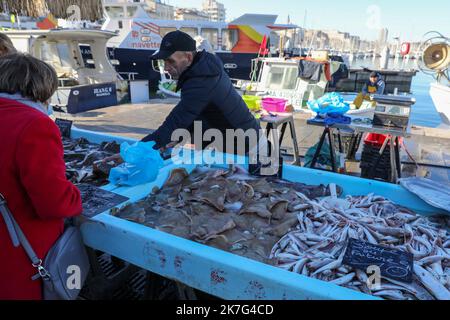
[
  {"xmin": 100, "ymin": 0, "xmax": 298, "ymax": 89},
  {"xmin": 235, "ymin": 52, "xmax": 376, "ymax": 117},
  {"xmin": 4, "ymin": 29, "xmax": 127, "ymax": 113},
  {"xmin": 419, "ymin": 31, "xmax": 450, "ymax": 126},
  {"xmin": 430, "ymin": 82, "xmax": 450, "ymax": 125}
]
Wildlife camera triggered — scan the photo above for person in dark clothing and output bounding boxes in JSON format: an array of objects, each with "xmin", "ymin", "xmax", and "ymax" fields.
[
  {"xmin": 141, "ymin": 31, "xmax": 261, "ymax": 153},
  {"xmin": 103, "ymin": 31, "xmax": 265, "ymax": 168}
]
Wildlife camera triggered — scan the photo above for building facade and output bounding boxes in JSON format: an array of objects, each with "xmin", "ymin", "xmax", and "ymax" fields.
[
  {"xmin": 302, "ymin": 29, "xmax": 371, "ymax": 52},
  {"xmin": 378, "ymin": 28, "xmax": 389, "ymax": 45},
  {"xmin": 202, "ymin": 0, "xmax": 226, "ymax": 22},
  {"xmin": 143, "ymin": 0, "xmax": 174, "ymax": 20},
  {"xmin": 174, "ymin": 8, "xmax": 209, "ymax": 21}
]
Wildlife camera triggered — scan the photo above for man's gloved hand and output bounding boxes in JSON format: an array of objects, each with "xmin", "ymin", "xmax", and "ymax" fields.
[
  {"xmin": 103, "ymin": 141, "xmax": 179, "ymax": 164},
  {"xmin": 102, "ymin": 153, "xmax": 124, "ymax": 165},
  {"xmin": 159, "ymin": 141, "xmax": 178, "ymax": 154}
]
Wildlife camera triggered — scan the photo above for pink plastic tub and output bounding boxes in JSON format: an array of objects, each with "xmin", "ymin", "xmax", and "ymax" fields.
[{"xmin": 261, "ymin": 97, "xmax": 288, "ymax": 113}]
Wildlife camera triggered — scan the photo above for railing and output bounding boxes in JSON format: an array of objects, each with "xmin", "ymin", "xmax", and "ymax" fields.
[{"xmin": 118, "ymin": 72, "xmax": 139, "ymax": 81}]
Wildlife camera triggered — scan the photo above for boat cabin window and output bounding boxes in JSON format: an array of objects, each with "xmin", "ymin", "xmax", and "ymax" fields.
[
  {"xmin": 160, "ymin": 27, "xmax": 177, "ymax": 38},
  {"xmin": 221, "ymin": 29, "xmax": 238, "ymax": 51},
  {"xmin": 79, "ymin": 44, "xmax": 96, "ymax": 69},
  {"xmin": 201, "ymin": 28, "xmax": 218, "ymax": 50},
  {"xmin": 37, "ymin": 41, "xmax": 73, "ymax": 72},
  {"xmin": 105, "ymin": 6, "xmax": 125, "ymax": 19},
  {"xmin": 180, "ymin": 28, "xmax": 198, "ymax": 39},
  {"xmin": 266, "ymin": 65, "xmax": 298, "ymax": 90},
  {"xmin": 56, "ymin": 43, "xmax": 72, "ymax": 68},
  {"xmin": 39, "ymin": 42, "xmax": 53, "ymax": 63}
]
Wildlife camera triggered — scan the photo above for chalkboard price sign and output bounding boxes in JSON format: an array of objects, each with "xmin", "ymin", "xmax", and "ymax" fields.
[
  {"xmin": 55, "ymin": 118, "xmax": 73, "ymax": 138},
  {"xmin": 77, "ymin": 184, "xmax": 129, "ymax": 218},
  {"xmin": 343, "ymin": 239, "xmax": 414, "ymax": 283}
]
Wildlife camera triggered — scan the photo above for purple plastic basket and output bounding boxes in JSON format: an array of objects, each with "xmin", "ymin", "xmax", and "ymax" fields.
[{"xmin": 262, "ymin": 97, "xmax": 288, "ymax": 113}]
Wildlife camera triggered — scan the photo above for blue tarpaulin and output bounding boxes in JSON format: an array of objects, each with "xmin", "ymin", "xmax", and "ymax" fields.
[{"xmin": 308, "ymin": 92, "xmax": 350, "ymax": 115}]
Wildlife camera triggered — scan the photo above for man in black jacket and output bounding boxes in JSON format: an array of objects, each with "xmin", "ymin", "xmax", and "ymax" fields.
[{"xmin": 142, "ymin": 31, "xmax": 262, "ymax": 154}]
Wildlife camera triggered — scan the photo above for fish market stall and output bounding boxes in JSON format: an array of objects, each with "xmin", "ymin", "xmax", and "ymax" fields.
[
  {"xmin": 63, "ymin": 126, "xmax": 139, "ymax": 216},
  {"xmin": 65, "ymin": 125, "xmax": 143, "ymax": 183},
  {"xmin": 79, "ymin": 150, "xmax": 450, "ymax": 300}
]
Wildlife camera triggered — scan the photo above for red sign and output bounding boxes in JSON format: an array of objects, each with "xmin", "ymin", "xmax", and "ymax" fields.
[{"xmin": 401, "ymin": 42, "xmax": 411, "ymax": 56}]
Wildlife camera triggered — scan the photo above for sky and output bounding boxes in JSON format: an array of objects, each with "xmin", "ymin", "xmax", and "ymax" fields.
[{"xmin": 165, "ymin": 0, "xmax": 450, "ymax": 42}]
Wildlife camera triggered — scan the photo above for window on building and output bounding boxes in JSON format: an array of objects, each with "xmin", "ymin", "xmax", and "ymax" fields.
[
  {"xmin": 105, "ymin": 6, "xmax": 125, "ymax": 19},
  {"xmin": 159, "ymin": 27, "xmax": 177, "ymax": 37},
  {"xmin": 201, "ymin": 28, "xmax": 218, "ymax": 50},
  {"xmin": 221, "ymin": 29, "xmax": 238, "ymax": 51},
  {"xmin": 118, "ymin": 21, "xmax": 123, "ymax": 29},
  {"xmin": 126, "ymin": 6, "xmax": 138, "ymax": 18},
  {"xmin": 180, "ymin": 28, "xmax": 198, "ymax": 39}
]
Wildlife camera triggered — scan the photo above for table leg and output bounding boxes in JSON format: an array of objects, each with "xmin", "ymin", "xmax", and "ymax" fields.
[
  {"xmin": 265, "ymin": 123, "xmax": 273, "ymax": 138},
  {"xmin": 265, "ymin": 123, "xmax": 273, "ymax": 157},
  {"xmin": 279, "ymin": 123, "xmax": 288, "ymax": 147},
  {"xmin": 310, "ymin": 127, "xmax": 328, "ymax": 169},
  {"xmin": 395, "ymin": 136, "xmax": 402, "ymax": 179},
  {"xmin": 389, "ymin": 136, "xmax": 398, "ymax": 183},
  {"xmin": 357, "ymin": 133, "xmax": 364, "ymax": 153},
  {"xmin": 270, "ymin": 126, "xmax": 280, "ymax": 161},
  {"xmin": 328, "ymin": 128, "xmax": 337, "ymax": 172},
  {"xmin": 347, "ymin": 133, "xmax": 357, "ymax": 159},
  {"xmin": 337, "ymin": 129, "xmax": 343, "ymax": 154},
  {"xmin": 288, "ymin": 120, "xmax": 300, "ymax": 165}
]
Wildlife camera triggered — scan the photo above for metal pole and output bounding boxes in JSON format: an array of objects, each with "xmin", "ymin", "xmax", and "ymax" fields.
[{"xmin": 389, "ymin": 136, "xmax": 398, "ymax": 183}]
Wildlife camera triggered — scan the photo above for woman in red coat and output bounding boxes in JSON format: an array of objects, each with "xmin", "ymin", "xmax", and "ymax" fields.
[{"xmin": 0, "ymin": 53, "xmax": 82, "ymax": 300}]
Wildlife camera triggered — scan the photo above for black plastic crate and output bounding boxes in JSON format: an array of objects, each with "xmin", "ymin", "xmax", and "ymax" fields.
[{"xmin": 360, "ymin": 143, "xmax": 392, "ymax": 181}]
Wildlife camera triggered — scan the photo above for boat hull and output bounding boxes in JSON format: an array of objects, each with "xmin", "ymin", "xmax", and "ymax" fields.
[{"xmin": 430, "ymin": 82, "xmax": 450, "ymax": 125}]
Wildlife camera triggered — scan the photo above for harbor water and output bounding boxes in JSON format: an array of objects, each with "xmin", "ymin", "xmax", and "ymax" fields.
[{"xmin": 349, "ymin": 58, "xmax": 443, "ymax": 128}]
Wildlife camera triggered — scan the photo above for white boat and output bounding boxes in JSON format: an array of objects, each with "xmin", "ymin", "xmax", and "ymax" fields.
[
  {"xmin": 100, "ymin": 0, "xmax": 298, "ymax": 83},
  {"xmin": 430, "ymin": 82, "xmax": 450, "ymax": 125},
  {"xmin": 5, "ymin": 29, "xmax": 126, "ymax": 113},
  {"xmin": 236, "ymin": 55, "xmax": 376, "ymax": 117},
  {"xmin": 2, "ymin": 1, "xmax": 299, "ymax": 84},
  {"xmin": 419, "ymin": 31, "xmax": 449, "ymax": 126}
]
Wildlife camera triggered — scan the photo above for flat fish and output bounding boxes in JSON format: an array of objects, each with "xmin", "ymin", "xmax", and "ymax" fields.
[{"xmin": 63, "ymin": 137, "xmax": 120, "ymax": 187}]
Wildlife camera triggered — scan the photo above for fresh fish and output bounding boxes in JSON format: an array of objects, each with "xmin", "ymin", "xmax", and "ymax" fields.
[
  {"xmin": 114, "ymin": 165, "xmax": 340, "ymax": 267},
  {"xmin": 63, "ymin": 137, "xmax": 121, "ymax": 186},
  {"xmin": 270, "ymin": 189, "xmax": 450, "ymax": 300},
  {"xmin": 413, "ymin": 263, "xmax": 450, "ymax": 300}
]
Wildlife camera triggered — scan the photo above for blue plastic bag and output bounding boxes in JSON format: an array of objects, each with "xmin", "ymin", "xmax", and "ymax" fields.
[
  {"xmin": 109, "ymin": 141, "xmax": 164, "ymax": 186},
  {"xmin": 307, "ymin": 92, "xmax": 350, "ymax": 115}
]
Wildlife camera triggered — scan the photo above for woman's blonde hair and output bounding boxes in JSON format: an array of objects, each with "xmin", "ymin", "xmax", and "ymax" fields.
[
  {"xmin": 0, "ymin": 33, "xmax": 16, "ymax": 56},
  {"xmin": 0, "ymin": 53, "xmax": 58, "ymax": 103}
]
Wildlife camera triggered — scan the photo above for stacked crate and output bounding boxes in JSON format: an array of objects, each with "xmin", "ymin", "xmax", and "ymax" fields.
[{"xmin": 360, "ymin": 134, "xmax": 396, "ymax": 181}]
